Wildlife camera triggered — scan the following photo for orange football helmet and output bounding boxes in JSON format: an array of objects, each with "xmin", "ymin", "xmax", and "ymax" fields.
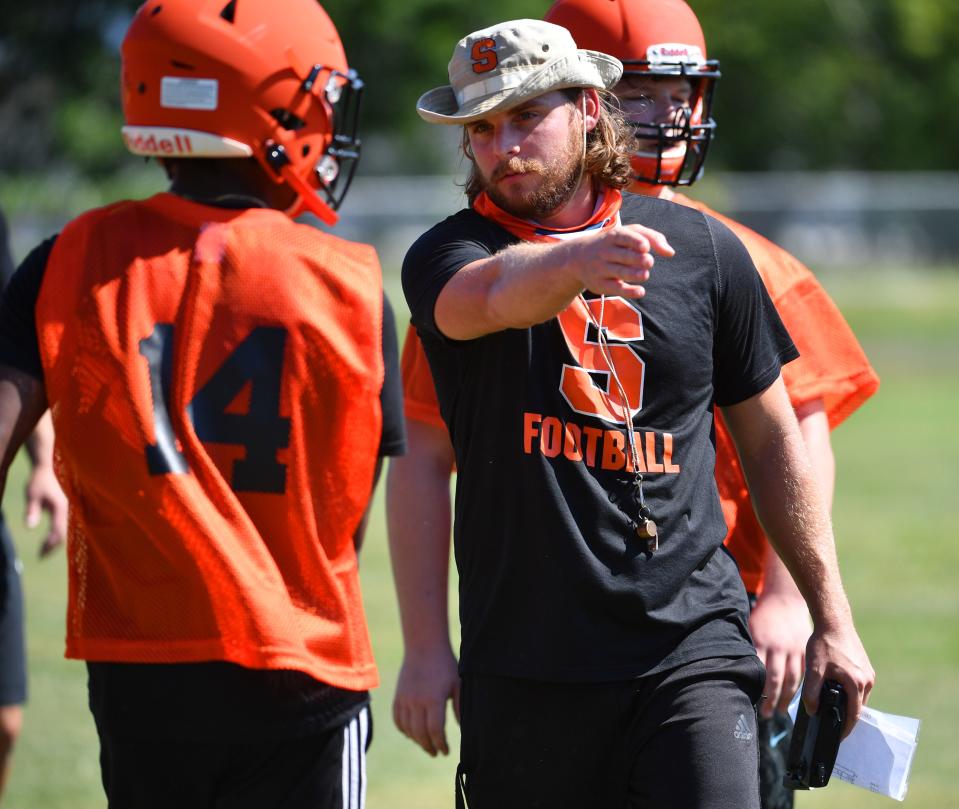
[
  {"xmin": 545, "ymin": 0, "xmax": 720, "ymax": 186},
  {"xmin": 121, "ymin": 0, "xmax": 362, "ymax": 224}
]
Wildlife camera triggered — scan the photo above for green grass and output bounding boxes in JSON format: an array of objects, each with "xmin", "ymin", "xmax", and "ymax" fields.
[{"xmin": 3, "ymin": 267, "xmax": 958, "ymax": 808}]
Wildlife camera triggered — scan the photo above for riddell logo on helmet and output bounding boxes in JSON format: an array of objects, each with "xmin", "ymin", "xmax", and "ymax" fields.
[
  {"xmin": 647, "ymin": 43, "xmax": 705, "ymax": 65},
  {"xmin": 121, "ymin": 126, "xmax": 254, "ymax": 159},
  {"xmin": 123, "ymin": 130, "xmax": 194, "ymax": 155}
]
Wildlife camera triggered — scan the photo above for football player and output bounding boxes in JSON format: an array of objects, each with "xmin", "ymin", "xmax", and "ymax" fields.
[{"xmin": 0, "ymin": 2, "xmax": 404, "ymax": 806}]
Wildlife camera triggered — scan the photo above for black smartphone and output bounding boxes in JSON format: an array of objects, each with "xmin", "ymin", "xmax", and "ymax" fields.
[{"xmin": 782, "ymin": 680, "xmax": 847, "ymax": 790}]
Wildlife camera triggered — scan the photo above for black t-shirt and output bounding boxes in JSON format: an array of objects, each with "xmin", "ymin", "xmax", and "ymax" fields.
[
  {"xmin": 402, "ymin": 192, "xmax": 798, "ymax": 682},
  {"xmin": 0, "ymin": 236, "xmax": 406, "ymax": 457}
]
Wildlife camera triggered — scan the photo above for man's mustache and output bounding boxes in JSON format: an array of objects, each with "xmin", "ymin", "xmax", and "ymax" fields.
[{"xmin": 491, "ymin": 158, "xmax": 546, "ymax": 183}]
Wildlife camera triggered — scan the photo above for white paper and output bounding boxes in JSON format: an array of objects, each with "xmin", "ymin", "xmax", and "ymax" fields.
[{"xmin": 787, "ymin": 690, "xmax": 920, "ymax": 801}]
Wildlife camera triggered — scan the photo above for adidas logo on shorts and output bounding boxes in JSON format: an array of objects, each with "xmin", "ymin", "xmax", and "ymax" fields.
[{"xmin": 734, "ymin": 714, "xmax": 754, "ymax": 741}]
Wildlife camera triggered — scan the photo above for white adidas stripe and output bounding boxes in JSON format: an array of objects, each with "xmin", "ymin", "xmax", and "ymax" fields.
[
  {"xmin": 358, "ymin": 708, "xmax": 369, "ymax": 806},
  {"xmin": 341, "ymin": 708, "xmax": 369, "ymax": 809}
]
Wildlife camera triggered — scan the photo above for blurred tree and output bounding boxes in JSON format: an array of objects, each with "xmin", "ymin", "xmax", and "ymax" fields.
[
  {"xmin": 694, "ymin": 0, "xmax": 959, "ymax": 170},
  {"xmin": 0, "ymin": 1, "xmax": 139, "ymax": 176}
]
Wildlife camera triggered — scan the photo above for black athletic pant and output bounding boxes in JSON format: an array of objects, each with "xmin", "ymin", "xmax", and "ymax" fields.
[
  {"xmin": 96, "ymin": 706, "xmax": 371, "ymax": 809},
  {"xmin": 88, "ymin": 662, "xmax": 371, "ymax": 809},
  {"xmin": 458, "ymin": 655, "xmax": 765, "ymax": 809}
]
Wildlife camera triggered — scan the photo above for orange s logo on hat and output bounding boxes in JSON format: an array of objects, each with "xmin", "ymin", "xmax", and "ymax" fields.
[{"xmin": 471, "ymin": 38, "xmax": 498, "ymax": 73}]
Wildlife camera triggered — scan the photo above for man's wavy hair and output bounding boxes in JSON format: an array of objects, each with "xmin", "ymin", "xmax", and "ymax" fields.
[{"xmin": 462, "ymin": 88, "xmax": 637, "ymax": 205}]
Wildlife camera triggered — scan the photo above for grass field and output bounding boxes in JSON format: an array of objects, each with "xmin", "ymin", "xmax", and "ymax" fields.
[{"xmin": 3, "ymin": 267, "xmax": 958, "ymax": 808}]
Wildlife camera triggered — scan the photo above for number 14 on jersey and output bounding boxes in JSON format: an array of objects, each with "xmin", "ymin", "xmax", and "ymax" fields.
[{"xmin": 138, "ymin": 323, "xmax": 291, "ymax": 494}]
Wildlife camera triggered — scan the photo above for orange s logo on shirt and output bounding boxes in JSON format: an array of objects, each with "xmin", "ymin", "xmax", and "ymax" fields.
[
  {"xmin": 471, "ymin": 38, "xmax": 498, "ymax": 73},
  {"xmin": 557, "ymin": 297, "xmax": 645, "ymax": 425}
]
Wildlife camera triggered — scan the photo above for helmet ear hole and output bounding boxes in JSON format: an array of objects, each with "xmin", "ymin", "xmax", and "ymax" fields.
[
  {"xmin": 270, "ymin": 109, "xmax": 306, "ymax": 131},
  {"xmin": 301, "ymin": 145, "xmax": 311, "ymax": 158},
  {"xmin": 220, "ymin": 0, "xmax": 237, "ymax": 23}
]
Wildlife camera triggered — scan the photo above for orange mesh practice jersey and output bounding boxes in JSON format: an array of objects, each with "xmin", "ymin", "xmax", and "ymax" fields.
[
  {"xmin": 37, "ymin": 192, "xmax": 384, "ymax": 690},
  {"xmin": 672, "ymin": 194, "xmax": 879, "ymax": 593},
  {"xmin": 400, "ymin": 194, "xmax": 878, "ymax": 595}
]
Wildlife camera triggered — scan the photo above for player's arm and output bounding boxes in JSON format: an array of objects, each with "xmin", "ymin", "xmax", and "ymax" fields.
[
  {"xmin": 722, "ymin": 377, "xmax": 874, "ymax": 737},
  {"xmin": 23, "ymin": 411, "xmax": 68, "ymax": 557},
  {"xmin": 0, "ymin": 238, "xmax": 51, "ymax": 504},
  {"xmin": 434, "ymin": 224, "xmax": 672, "ymax": 340},
  {"xmin": 751, "ymin": 546, "xmax": 808, "ymax": 718},
  {"xmin": 387, "ymin": 417, "xmax": 459, "ymax": 757},
  {"xmin": 795, "ymin": 399, "xmax": 835, "ymax": 509},
  {"xmin": 750, "ymin": 399, "xmax": 833, "ymax": 717},
  {"xmin": 0, "ymin": 236, "xmax": 63, "ymax": 553},
  {"xmin": 0, "ymin": 366, "xmax": 47, "ymax": 503}
]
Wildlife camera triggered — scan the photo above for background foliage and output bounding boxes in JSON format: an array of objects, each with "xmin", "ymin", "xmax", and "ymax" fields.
[{"xmin": 1, "ymin": 0, "xmax": 958, "ymax": 182}]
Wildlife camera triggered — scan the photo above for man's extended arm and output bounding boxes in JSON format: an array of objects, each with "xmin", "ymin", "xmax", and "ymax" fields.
[
  {"xmin": 434, "ymin": 225, "xmax": 672, "ymax": 340},
  {"xmin": 722, "ymin": 376, "xmax": 873, "ymax": 737},
  {"xmin": 386, "ymin": 418, "xmax": 459, "ymax": 757}
]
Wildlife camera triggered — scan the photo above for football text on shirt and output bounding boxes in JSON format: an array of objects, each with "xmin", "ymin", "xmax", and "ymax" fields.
[{"xmin": 522, "ymin": 412, "xmax": 681, "ymax": 474}]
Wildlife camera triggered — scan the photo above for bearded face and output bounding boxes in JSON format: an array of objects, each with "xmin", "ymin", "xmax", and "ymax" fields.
[
  {"xmin": 481, "ymin": 113, "xmax": 584, "ymax": 220},
  {"xmin": 465, "ymin": 93, "xmax": 587, "ymax": 220}
]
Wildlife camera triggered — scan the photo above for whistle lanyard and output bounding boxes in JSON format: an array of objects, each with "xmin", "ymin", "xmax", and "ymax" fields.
[{"xmin": 581, "ymin": 294, "xmax": 659, "ymax": 551}]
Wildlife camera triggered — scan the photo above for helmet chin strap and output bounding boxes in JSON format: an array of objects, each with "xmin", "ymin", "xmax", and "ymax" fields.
[
  {"xmin": 274, "ymin": 154, "xmax": 339, "ymax": 225},
  {"xmin": 264, "ymin": 140, "xmax": 339, "ymax": 225}
]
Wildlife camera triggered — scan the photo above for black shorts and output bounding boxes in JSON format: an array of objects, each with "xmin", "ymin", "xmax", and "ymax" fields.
[
  {"xmin": 0, "ymin": 515, "xmax": 26, "ymax": 707},
  {"xmin": 96, "ymin": 703, "xmax": 371, "ymax": 809},
  {"xmin": 89, "ymin": 662, "xmax": 372, "ymax": 809},
  {"xmin": 458, "ymin": 655, "xmax": 765, "ymax": 809}
]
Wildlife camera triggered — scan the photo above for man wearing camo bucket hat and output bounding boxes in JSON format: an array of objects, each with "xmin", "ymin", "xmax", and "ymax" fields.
[{"xmin": 393, "ymin": 18, "xmax": 874, "ymax": 809}]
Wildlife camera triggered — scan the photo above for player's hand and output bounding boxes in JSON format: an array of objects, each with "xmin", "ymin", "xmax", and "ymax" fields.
[
  {"xmin": 24, "ymin": 462, "xmax": 68, "ymax": 557},
  {"xmin": 568, "ymin": 224, "xmax": 674, "ymax": 298},
  {"xmin": 803, "ymin": 619, "xmax": 875, "ymax": 739},
  {"xmin": 750, "ymin": 590, "xmax": 809, "ymax": 718},
  {"xmin": 393, "ymin": 645, "xmax": 460, "ymax": 757}
]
